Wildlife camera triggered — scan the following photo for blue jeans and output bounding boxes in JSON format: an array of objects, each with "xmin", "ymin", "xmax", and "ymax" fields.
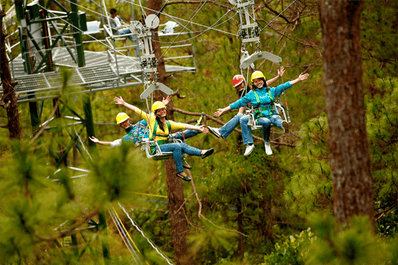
[
  {"xmin": 240, "ymin": 114, "xmax": 283, "ymax": 144},
  {"xmin": 119, "ymin": 28, "xmax": 132, "ymax": 41},
  {"xmin": 219, "ymin": 113, "xmax": 244, "ymax": 139},
  {"xmin": 173, "ymin": 129, "xmax": 200, "ymax": 141},
  {"xmin": 159, "ymin": 143, "xmax": 202, "ymax": 173}
]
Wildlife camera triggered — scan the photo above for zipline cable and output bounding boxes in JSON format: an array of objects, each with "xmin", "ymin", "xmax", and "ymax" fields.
[
  {"xmin": 119, "ymin": 203, "xmax": 174, "ymax": 265},
  {"xmin": 158, "ymin": 0, "xmax": 208, "ymax": 61},
  {"xmin": 260, "ymin": 0, "xmax": 298, "ymax": 32},
  {"xmin": 110, "ymin": 203, "xmax": 142, "ymax": 256},
  {"xmin": 109, "ymin": 207, "xmax": 140, "ymax": 264}
]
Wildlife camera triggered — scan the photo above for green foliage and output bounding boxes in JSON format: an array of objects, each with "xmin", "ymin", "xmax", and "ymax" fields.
[
  {"xmin": 366, "ymin": 78, "xmax": 398, "ymax": 236},
  {"xmin": 263, "ymin": 228, "xmax": 315, "ymax": 265},
  {"xmin": 284, "ymin": 114, "xmax": 332, "ymax": 217},
  {"xmin": 306, "ymin": 213, "xmax": 386, "ymax": 265},
  {"xmin": 2, "ymin": 0, "xmax": 398, "ymax": 264}
]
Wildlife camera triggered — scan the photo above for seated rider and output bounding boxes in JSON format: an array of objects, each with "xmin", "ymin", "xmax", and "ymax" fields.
[
  {"xmin": 89, "ymin": 97, "xmax": 205, "ymax": 169},
  {"xmin": 109, "ymin": 8, "xmax": 133, "ymax": 42},
  {"xmin": 89, "ymin": 113, "xmax": 204, "ymax": 146},
  {"xmin": 215, "ymin": 70, "xmax": 309, "ymax": 156},
  {"xmin": 114, "ymin": 96, "xmax": 214, "ymax": 182},
  {"xmin": 207, "ymin": 67, "xmax": 285, "ymax": 139}
]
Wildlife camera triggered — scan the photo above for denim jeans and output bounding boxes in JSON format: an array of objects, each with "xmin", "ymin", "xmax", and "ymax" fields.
[
  {"xmin": 219, "ymin": 113, "xmax": 244, "ymax": 139},
  {"xmin": 119, "ymin": 28, "xmax": 132, "ymax": 41},
  {"xmin": 259, "ymin": 115, "xmax": 284, "ymax": 141},
  {"xmin": 173, "ymin": 129, "xmax": 200, "ymax": 141},
  {"xmin": 240, "ymin": 114, "xmax": 283, "ymax": 144},
  {"xmin": 159, "ymin": 143, "xmax": 202, "ymax": 173}
]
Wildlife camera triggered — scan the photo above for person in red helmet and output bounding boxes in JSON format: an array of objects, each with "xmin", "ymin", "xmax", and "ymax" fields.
[
  {"xmin": 216, "ymin": 70, "xmax": 309, "ymax": 156},
  {"xmin": 207, "ymin": 67, "xmax": 285, "ymax": 139}
]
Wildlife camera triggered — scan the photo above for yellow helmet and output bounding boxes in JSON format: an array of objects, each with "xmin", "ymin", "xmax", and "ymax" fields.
[
  {"xmin": 251, "ymin": 71, "xmax": 266, "ymax": 83},
  {"xmin": 152, "ymin": 101, "xmax": 166, "ymax": 113},
  {"xmin": 116, "ymin": 112, "xmax": 129, "ymax": 124}
]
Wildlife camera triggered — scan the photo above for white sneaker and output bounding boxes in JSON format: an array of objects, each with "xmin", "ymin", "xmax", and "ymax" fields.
[
  {"xmin": 207, "ymin": 126, "xmax": 222, "ymax": 138},
  {"xmin": 244, "ymin": 144, "xmax": 255, "ymax": 156},
  {"xmin": 264, "ymin": 141, "xmax": 273, "ymax": 155}
]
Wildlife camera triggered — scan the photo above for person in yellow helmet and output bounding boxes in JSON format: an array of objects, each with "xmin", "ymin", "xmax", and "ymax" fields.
[
  {"xmin": 90, "ymin": 97, "xmax": 206, "ymax": 154},
  {"xmin": 215, "ymin": 70, "xmax": 309, "ymax": 156},
  {"xmin": 207, "ymin": 67, "xmax": 285, "ymax": 139},
  {"xmin": 114, "ymin": 96, "xmax": 213, "ymax": 182},
  {"xmin": 89, "ymin": 112, "xmax": 149, "ymax": 147}
]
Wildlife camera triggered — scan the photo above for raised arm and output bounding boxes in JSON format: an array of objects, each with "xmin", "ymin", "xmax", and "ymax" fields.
[
  {"xmin": 114, "ymin": 96, "xmax": 139, "ymax": 112},
  {"xmin": 289, "ymin": 73, "xmax": 309, "ymax": 86},
  {"xmin": 266, "ymin": 66, "xmax": 285, "ymax": 87}
]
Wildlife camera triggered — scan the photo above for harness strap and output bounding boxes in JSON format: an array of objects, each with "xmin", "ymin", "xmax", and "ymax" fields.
[
  {"xmin": 253, "ymin": 89, "xmax": 277, "ymax": 118},
  {"xmin": 150, "ymin": 120, "xmax": 172, "ymax": 154},
  {"xmin": 150, "ymin": 120, "xmax": 171, "ymax": 141}
]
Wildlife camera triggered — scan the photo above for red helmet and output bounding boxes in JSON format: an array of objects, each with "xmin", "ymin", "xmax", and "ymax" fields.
[{"xmin": 232, "ymin": 74, "xmax": 245, "ymax": 87}]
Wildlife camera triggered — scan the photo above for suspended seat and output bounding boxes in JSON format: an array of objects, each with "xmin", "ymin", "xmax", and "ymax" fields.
[
  {"xmin": 140, "ymin": 138, "xmax": 183, "ymax": 161},
  {"xmin": 246, "ymin": 101, "xmax": 289, "ymax": 131}
]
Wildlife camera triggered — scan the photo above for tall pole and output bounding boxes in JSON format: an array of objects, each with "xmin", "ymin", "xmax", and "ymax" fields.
[{"xmin": 14, "ymin": 0, "xmax": 40, "ymax": 131}]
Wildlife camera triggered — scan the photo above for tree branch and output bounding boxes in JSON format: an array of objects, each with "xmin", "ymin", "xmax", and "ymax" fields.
[
  {"xmin": 262, "ymin": 0, "xmax": 294, "ymax": 24},
  {"xmin": 35, "ymin": 205, "xmax": 102, "ymax": 241},
  {"xmin": 172, "ymin": 87, "xmax": 186, "ymax": 99}
]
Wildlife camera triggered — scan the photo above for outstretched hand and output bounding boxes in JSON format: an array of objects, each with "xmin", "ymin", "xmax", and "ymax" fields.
[
  {"xmin": 199, "ymin": 125, "xmax": 209, "ymax": 134},
  {"xmin": 278, "ymin": 66, "xmax": 285, "ymax": 77},
  {"xmin": 214, "ymin": 109, "xmax": 224, "ymax": 118},
  {"xmin": 298, "ymin": 73, "xmax": 309, "ymax": 81},
  {"xmin": 89, "ymin": 136, "xmax": 99, "ymax": 143},
  {"xmin": 162, "ymin": 95, "xmax": 171, "ymax": 105},
  {"xmin": 114, "ymin": 96, "xmax": 125, "ymax": 105}
]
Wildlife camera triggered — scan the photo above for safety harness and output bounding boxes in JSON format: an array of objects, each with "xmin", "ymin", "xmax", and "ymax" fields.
[
  {"xmin": 253, "ymin": 89, "xmax": 277, "ymax": 119},
  {"xmin": 150, "ymin": 120, "xmax": 171, "ymax": 154}
]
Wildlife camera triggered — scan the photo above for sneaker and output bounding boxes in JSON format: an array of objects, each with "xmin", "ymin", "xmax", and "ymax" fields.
[
  {"xmin": 182, "ymin": 159, "xmax": 192, "ymax": 169},
  {"xmin": 207, "ymin": 126, "xmax": 222, "ymax": 138},
  {"xmin": 244, "ymin": 144, "xmax": 255, "ymax": 156},
  {"xmin": 264, "ymin": 141, "xmax": 273, "ymax": 156},
  {"xmin": 196, "ymin": 112, "xmax": 205, "ymax": 126},
  {"xmin": 281, "ymin": 121, "xmax": 289, "ymax": 133},
  {"xmin": 201, "ymin": 148, "xmax": 214, "ymax": 159}
]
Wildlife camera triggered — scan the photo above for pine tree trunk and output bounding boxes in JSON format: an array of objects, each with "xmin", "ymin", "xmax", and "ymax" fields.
[
  {"xmin": 1, "ymin": 10, "xmax": 21, "ymax": 140},
  {"xmin": 146, "ymin": 1, "xmax": 193, "ymax": 264},
  {"xmin": 319, "ymin": 0, "xmax": 374, "ymax": 224}
]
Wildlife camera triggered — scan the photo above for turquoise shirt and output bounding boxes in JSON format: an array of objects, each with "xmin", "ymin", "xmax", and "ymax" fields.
[{"xmin": 229, "ymin": 81, "xmax": 292, "ymax": 117}]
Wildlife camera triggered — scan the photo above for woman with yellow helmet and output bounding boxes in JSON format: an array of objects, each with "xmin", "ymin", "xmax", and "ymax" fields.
[
  {"xmin": 208, "ymin": 67, "xmax": 284, "ymax": 139},
  {"xmin": 114, "ymin": 96, "xmax": 213, "ymax": 182},
  {"xmin": 90, "ymin": 97, "xmax": 205, "ymax": 149},
  {"xmin": 215, "ymin": 70, "xmax": 309, "ymax": 156}
]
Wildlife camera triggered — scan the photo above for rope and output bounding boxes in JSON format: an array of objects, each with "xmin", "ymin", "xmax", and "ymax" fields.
[
  {"xmin": 158, "ymin": 0, "xmax": 208, "ymax": 61},
  {"xmin": 119, "ymin": 203, "xmax": 174, "ymax": 265},
  {"xmin": 156, "ymin": 9, "xmax": 237, "ymax": 48},
  {"xmin": 124, "ymin": 0, "xmax": 238, "ymax": 37},
  {"xmin": 109, "ymin": 207, "xmax": 140, "ymax": 263},
  {"xmin": 260, "ymin": 0, "xmax": 298, "ymax": 32},
  {"xmin": 110, "ymin": 204, "xmax": 142, "ymax": 255},
  {"xmin": 38, "ymin": 1, "xmax": 127, "ymax": 58}
]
